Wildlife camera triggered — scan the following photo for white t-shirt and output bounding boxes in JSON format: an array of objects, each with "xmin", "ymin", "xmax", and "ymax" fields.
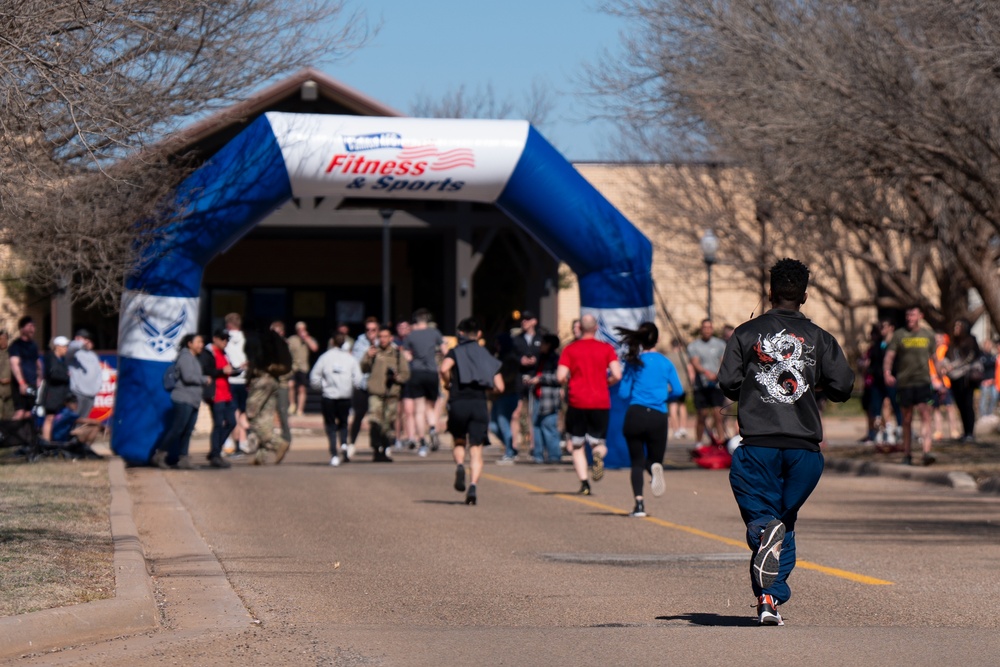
[{"xmin": 227, "ymin": 329, "xmax": 247, "ymax": 386}]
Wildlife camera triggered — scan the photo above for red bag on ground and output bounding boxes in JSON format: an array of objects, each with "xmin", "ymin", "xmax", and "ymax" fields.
[{"xmin": 690, "ymin": 442, "xmax": 732, "ymax": 469}]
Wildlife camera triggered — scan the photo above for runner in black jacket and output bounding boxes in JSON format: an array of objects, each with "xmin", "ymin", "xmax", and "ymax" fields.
[{"xmin": 718, "ymin": 258, "xmax": 854, "ymax": 626}]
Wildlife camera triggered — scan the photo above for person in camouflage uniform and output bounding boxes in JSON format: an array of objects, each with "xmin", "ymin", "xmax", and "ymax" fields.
[
  {"xmin": 361, "ymin": 323, "xmax": 410, "ymax": 462},
  {"xmin": 245, "ymin": 326, "xmax": 292, "ymax": 465}
]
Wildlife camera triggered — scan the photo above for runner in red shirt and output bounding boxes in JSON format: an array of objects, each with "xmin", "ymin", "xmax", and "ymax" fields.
[{"xmin": 557, "ymin": 314, "xmax": 622, "ymax": 494}]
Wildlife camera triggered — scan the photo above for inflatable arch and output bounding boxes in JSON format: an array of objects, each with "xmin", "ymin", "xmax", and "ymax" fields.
[{"xmin": 112, "ymin": 112, "xmax": 654, "ymax": 466}]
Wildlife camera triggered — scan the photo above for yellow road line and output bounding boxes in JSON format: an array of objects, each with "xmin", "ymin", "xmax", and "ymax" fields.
[{"xmin": 482, "ymin": 472, "xmax": 893, "ymax": 586}]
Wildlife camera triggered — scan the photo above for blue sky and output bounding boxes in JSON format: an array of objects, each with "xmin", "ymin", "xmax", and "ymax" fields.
[{"xmin": 321, "ymin": 1, "xmax": 629, "ymax": 162}]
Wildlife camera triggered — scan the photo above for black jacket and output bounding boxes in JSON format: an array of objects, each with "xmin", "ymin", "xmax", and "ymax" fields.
[
  {"xmin": 719, "ymin": 308, "xmax": 854, "ymax": 451},
  {"xmin": 511, "ymin": 331, "xmax": 543, "ymax": 393},
  {"xmin": 42, "ymin": 352, "xmax": 71, "ymax": 413}
]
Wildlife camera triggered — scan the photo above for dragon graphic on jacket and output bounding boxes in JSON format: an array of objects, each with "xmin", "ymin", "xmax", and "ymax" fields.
[{"xmin": 754, "ymin": 330, "xmax": 815, "ymax": 404}]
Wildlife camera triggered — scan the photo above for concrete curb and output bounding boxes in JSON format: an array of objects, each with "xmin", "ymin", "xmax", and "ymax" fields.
[
  {"xmin": 825, "ymin": 457, "xmax": 982, "ymax": 492},
  {"xmin": 0, "ymin": 457, "xmax": 159, "ymax": 660}
]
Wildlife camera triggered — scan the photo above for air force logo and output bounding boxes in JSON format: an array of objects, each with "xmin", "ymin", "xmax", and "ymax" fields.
[
  {"xmin": 138, "ymin": 306, "xmax": 187, "ymax": 355},
  {"xmin": 118, "ymin": 291, "xmax": 199, "ymax": 362}
]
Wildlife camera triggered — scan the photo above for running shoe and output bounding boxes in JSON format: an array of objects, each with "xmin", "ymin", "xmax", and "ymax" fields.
[
  {"xmin": 591, "ymin": 449, "xmax": 605, "ymax": 481},
  {"xmin": 417, "ymin": 444, "xmax": 428, "ymax": 457},
  {"xmin": 429, "ymin": 428, "xmax": 440, "ymax": 451},
  {"xmin": 578, "ymin": 480, "xmax": 591, "ymax": 495},
  {"xmin": 752, "ymin": 519, "xmax": 785, "ymax": 590},
  {"xmin": 466, "ymin": 484, "xmax": 477, "ymax": 506},
  {"xmin": 454, "ymin": 464, "xmax": 466, "ymax": 492},
  {"xmin": 330, "ymin": 455, "xmax": 340, "ymax": 467},
  {"xmin": 757, "ymin": 594, "xmax": 784, "ymax": 626},
  {"xmin": 650, "ymin": 462, "xmax": 665, "ymax": 497},
  {"xmin": 628, "ymin": 499, "xmax": 646, "ymax": 518}
]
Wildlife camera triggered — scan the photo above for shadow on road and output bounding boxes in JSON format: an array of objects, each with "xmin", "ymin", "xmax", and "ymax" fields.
[{"xmin": 656, "ymin": 613, "xmax": 758, "ymax": 627}]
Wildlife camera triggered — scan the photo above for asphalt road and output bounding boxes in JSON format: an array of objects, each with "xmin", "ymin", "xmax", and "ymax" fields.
[{"xmin": 19, "ymin": 435, "xmax": 1000, "ymax": 666}]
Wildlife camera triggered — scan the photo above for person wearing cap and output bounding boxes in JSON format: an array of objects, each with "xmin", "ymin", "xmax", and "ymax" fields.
[
  {"xmin": 41, "ymin": 336, "xmax": 71, "ymax": 440},
  {"xmin": 68, "ymin": 329, "xmax": 103, "ymax": 420},
  {"xmin": 206, "ymin": 329, "xmax": 238, "ymax": 468},
  {"xmin": 440, "ymin": 317, "xmax": 504, "ymax": 505},
  {"xmin": 510, "ymin": 310, "xmax": 543, "ymax": 458},
  {"xmin": 9, "ymin": 316, "xmax": 42, "ymax": 420}
]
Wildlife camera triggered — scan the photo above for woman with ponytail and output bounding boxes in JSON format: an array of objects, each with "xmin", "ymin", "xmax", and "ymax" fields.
[{"xmin": 616, "ymin": 322, "xmax": 684, "ymax": 517}]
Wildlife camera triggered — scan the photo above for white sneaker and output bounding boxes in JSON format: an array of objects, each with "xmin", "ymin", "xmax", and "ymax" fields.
[
  {"xmin": 650, "ymin": 462, "xmax": 665, "ymax": 497},
  {"xmin": 237, "ymin": 440, "xmax": 252, "ymax": 454},
  {"xmin": 675, "ymin": 429, "xmax": 687, "ymax": 439},
  {"xmin": 222, "ymin": 437, "xmax": 236, "ymax": 455},
  {"xmin": 417, "ymin": 445, "xmax": 428, "ymax": 457},
  {"xmin": 330, "ymin": 455, "xmax": 340, "ymax": 467},
  {"xmin": 345, "ymin": 444, "xmax": 356, "ymax": 459}
]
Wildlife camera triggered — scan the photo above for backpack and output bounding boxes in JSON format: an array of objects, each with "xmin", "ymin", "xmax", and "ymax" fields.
[
  {"xmin": 261, "ymin": 330, "xmax": 292, "ymax": 377},
  {"xmin": 162, "ymin": 362, "xmax": 179, "ymax": 392}
]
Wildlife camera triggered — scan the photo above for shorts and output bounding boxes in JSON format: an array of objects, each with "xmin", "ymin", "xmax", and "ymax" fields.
[
  {"xmin": 13, "ymin": 387, "xmax": 36, "ymax": 412},
  {"xmin": 293, "ymin": 371, "xmax": 309, "ymax": 390},
  {"xmin": 932, "ymin": 387, "xmax": 952, "ymax": 408},
  {"xmin": 447, "ymin": 398, "xmax": 490, "ymax": 446},
  {"xmin": 898, "ymin": 384, "xmax": 933, "ymax": 408},
  {"xmin": 230, "ymin": 383, "xmax": 248, "ymax": 412},
  {"xmin": 693, "ymin": 385, "xmax": 726, "ymax": 410},
  {"xmin": 565, "ymin": 406, "xmax": 609, "ymax": 440},
  {"xmin": 667, "ymin": 391, "xmax": 687, "ymax": 405},
  {"xmin": 402, "ymin": 370, "xmax": 440, "ymax": 401}
]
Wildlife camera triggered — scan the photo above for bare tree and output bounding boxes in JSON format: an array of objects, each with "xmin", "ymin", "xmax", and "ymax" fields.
[
  {"xmin": 410, "ymin": 79, "xmax": 556, "ymax": 129},
  {"xmin": 592, "ymin": 0, "xmax": 1000, "ymax": 336},
  {"xmin": 0, "ymin": 0, "xmax": 372, "ymax": 308}
]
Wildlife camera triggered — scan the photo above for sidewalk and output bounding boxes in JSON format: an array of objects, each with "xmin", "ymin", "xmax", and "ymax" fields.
[{"xmin": 0, "ymin": 414, "xmax": 997, "ymax": 660}]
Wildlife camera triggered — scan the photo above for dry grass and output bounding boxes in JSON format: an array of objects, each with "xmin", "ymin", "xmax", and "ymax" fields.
[{"xmin": 0, "ymin": 459, "xmax": 114, "ymax": 616}]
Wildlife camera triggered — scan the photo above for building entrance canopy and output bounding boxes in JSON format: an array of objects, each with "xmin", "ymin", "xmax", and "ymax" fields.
[{"xmin": 112, "ymin": 113, "xmax": 653, "ymax": 466}]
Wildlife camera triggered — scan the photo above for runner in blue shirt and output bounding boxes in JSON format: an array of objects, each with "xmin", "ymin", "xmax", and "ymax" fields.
[{"xmin": 617, "ymin": 322, "xmax": 683, "ymax": 518}]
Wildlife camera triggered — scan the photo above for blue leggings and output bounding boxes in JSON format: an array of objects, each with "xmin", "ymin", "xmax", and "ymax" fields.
[{"xmin": 729, "ymin": 445, "xmax": 824, "ymax": 604}]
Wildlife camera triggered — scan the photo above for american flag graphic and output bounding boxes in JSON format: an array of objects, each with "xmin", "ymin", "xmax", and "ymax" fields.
[{"xmin": 396, "ymin": 146, "xmax": 475, "ymax": 171}]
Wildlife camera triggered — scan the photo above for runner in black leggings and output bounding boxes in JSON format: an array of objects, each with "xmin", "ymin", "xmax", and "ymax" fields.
[{"xmin": 616, "ymin": 323, "xmax": 684, "ymax": 517}]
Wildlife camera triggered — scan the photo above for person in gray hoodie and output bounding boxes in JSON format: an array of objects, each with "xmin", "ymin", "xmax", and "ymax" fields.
[
  {"xmin": 719, "ymin": 258, "xmax": 854, "ymax": 627},
  {"xmin": 152, "ymin": 334, "xmax": 209, "ymax": 469},
  {"xmin": 68, "ymin": 329, "xmax": 103, "ymax": 419},
  {"xmin": 310, "ymin": 332, "xmax": 363, "ymax": 466}
]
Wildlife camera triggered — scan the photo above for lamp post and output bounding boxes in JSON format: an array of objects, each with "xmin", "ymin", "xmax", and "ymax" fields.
[
  {"xmin": 380, "ymin": 209, "xmax": 394, "ymax": 324},
  {"xmin": 700, "ymin": 229, "xmax": 719, "ymax": 322}
]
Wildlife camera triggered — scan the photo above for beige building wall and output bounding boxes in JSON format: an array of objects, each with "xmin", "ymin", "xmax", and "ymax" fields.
[
  {"xmin": 0, "ymin": 245, "xmax": 44, "ymax": 339},
  {"xmin": 560, "ymin": 164, "xmax": 877, "ymax": 352}
]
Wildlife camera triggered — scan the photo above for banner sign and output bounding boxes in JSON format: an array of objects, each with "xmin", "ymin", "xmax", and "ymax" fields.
[{"xmin": 266, "ymin": 113, "xmax": 529, "ymax": 203}]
